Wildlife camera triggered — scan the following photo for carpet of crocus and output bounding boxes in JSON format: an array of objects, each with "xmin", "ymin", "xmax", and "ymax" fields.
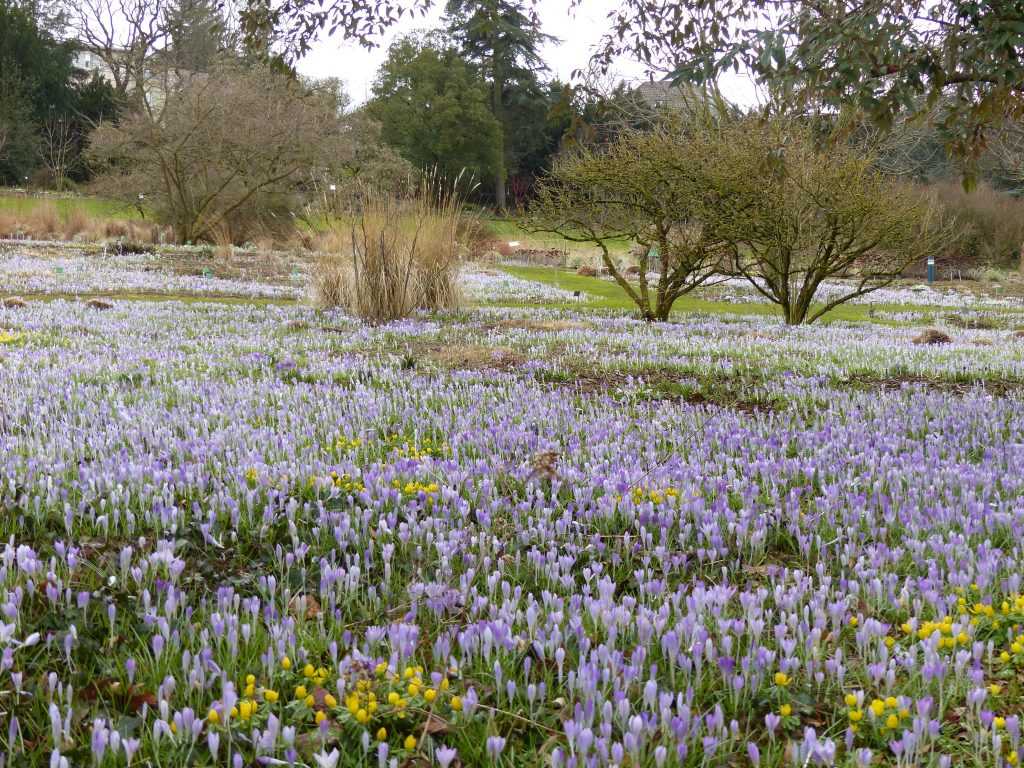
[{"xmin": 3, "ymin": 267, "xmax": 1024, "ymax": 767}]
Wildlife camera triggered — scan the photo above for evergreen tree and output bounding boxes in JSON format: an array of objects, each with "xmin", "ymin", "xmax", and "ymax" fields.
[
  {"xmin": 165, "ymin": 0, "xmax": 231, "ymax": 72},
  {"xmin": 367, "ymin": 35, "xmax": 500, "ymax": 186},
  {"xmin": 444, "ymin": 0, "xmax": 552, "ymax": 210}
]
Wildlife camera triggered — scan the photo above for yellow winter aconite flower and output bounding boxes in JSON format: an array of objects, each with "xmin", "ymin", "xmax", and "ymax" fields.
[
  {"xmin": 239, "ymin": 700, "xmax": 255, "ymax": 720},
  {"xmin": 207, "ymin": 709, "xmax": 220, "ymax": 724},
  {"xmin": 281, "ymin": 656, "xmax": 292, "ymax": 671},
  {"xmin": 295, "ymin": 685, "xmax": 307, "ymax": 699},
  {"xmin": 404, "ymin": 735, "xmax": 417, "ymax": 750},
  {"xmin": 885, "ymin": 697, "xmax": 897, "ymax": 708},
  {"xmin": 870, "ymin": 700, "xmax": 886, "ymax": 717},
  {"xmin": 376, "ymin": 727, "xmax": 387, "ymax": 741},
  {"xmin": 324, "ymin": 694, "xmax": 337, "ymax": 708},
  {"xmin": 774, "ymin": 672, "xmax": 790, "ymax": 687},
  {"xmin": 424, "ymin": 688, "xmax": 437, "ymax": 703},
  {"xmin": 779, "ymin": 704, "xmax": 792, "ymax": 717},
  {"xmin": 388, "ymin": 691, "xmax": 401, "ymax": 705},
  {"xmin": 264, "ymin": 690, "xmax": 279, "ymax": 703},
  {"xmin": 315, "ymin": 711, "xmax": 327, "ymax": 724},
  {"xmin": 995, "ymin": 717, "xmax": 1006, "ymax": 730},
  {"xmin": 849, "ymin": 709, "xmax": 863, "ymax": 722},
  {"xmin": 989, "ymin": 684, "xmax": 1002, "ymax": 695},
  {"xmin": 844, "ymin": 693, "xmax": 858, "ymax": 707},
  {"xmin": 450, "ymin": 696, "xmax": 462, "ymax": 712},
  {"xmin": 885, "ymin": 714, "xmax": 899, "ymax": 729},
  {"xmin": 303, "ymin": 664, "xmax": 316, "ymax": 678}
]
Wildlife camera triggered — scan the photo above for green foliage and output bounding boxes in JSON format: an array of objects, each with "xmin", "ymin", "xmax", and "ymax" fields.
[
  {"xmin": 0, "ymin": 0, "xmax": 124, "ymax": 186},
  {"xmin": 0, "ymin": 0, "xmax": 78, "ymax": 119},
  {"xmin": 445, "ymin": 0, "xmax": 553, "ymax": 208},
  {"xmin": 367, "ymin": 36, "xmax": 500, "ymax": 186},
  {"xmin": 0, "ymin": 73, "xmax": 38, "ymax": 183},
  {"xmin": 0, "ymin": 0, "xmax": 76, "ymax": 184},
  {"xmin": 589, "ymin": 1, "xmax": 1024, "ymax": 183},
  {"xmin": 165, "ymin": 0, "xmax": 238, "ymax": 71}
]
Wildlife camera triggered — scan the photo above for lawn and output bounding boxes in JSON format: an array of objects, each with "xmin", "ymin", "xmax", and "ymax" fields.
[
  {"xmin": 500, "ymin": 263, "xmax": 1018, "ymax": 325},
  {"xmin": 481, "ymin": 217, "xmax": 635, "ymax": 256},
  {"xmin": 0, "ymin": 193, "xmax": 143, "ymax": 221}
]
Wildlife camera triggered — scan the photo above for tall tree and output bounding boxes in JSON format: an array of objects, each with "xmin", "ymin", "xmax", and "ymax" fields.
[
  {"xmin": 444, "ymin": 0, "xmax": 552, "ymax": 210},
  {"xmin": 367, "ymin": 36, "xmax": 500, "ymax": 185},
  {"xmin": 0, "ymin": 0, "xmax": 78, "ymax": 184},
  {"xmin": 164, "ymin": 0, "xmax": 233, "ymax": 72},
  {"xmin": 242, "ymin": 0, "xmax": 1024, "ymax": 181},
  {"xmin": 62, "ymin": 0, "xmax": 170, "ymax": 111}
]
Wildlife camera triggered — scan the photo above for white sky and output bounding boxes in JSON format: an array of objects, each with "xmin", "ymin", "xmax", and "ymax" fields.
[{"xmin": 295, "ymin": 0, "xmax": 762, "ymax": 107}]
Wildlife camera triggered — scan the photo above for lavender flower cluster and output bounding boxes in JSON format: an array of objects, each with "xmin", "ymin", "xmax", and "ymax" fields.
[
  {"xmin": 0, "ymin": 252, "xmax": 304, "ymax": 300},
  {"xmin": 1, "ymin": 298, "xmax": 1023, "ymax": 767}
]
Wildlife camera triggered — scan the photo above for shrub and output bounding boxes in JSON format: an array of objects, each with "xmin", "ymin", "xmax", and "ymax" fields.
[
  {"xmin": 313, "ymin": 179, "xmax": 465, "ymax": 322},
  {"xmin": 576, "ymin": 265, "xmax": 598, "ymax": 277},
  {"xmin": 929, "ymin": 181, "xmax": 1024, "ymax": 267},
  {"xmin": 711, "ymin": 118, "xmax": 953, "ymax": 324},
  {"xmin": 88, "ymin": 64, "xmax": 352, "ymax": 245},
  {"xmin": 529, "ymin": 117, "xmax": 729, "ymax": 321}
]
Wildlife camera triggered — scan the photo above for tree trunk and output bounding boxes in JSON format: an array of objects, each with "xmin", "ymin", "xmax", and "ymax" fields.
[{"xmin": 491, "ymin": 54, "xmax": 506, "ymax": 212}]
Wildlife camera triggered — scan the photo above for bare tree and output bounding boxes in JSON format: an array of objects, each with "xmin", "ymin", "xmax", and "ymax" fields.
[
  {"xmin": 88, "ymin": 64, "xmax": 355, "ymax": 243},
  {"xmin": 39, "ymin": 116, "xmax": 77, "ymax": 191},
  {"xmin": 63, "ymin": 0, "xmax": 170, "ymax": 111}
]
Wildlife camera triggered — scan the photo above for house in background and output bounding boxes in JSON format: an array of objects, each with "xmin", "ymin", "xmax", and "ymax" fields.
[{"xmin": 72, "ymin": 46, "xmax": 198, "ymax": 112}]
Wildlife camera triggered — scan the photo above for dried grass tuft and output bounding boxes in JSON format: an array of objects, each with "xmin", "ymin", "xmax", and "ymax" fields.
[
  {"xmin": 313, "ymin": 173, "xmax": 467, "ymax": 322},
  {"xmin": 912, "ymin": 328, "xmax": 952, "ymax": 345}
]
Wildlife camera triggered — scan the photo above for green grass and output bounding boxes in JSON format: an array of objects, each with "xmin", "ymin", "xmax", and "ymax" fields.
[
  {"xmin": 0, "ymin": 194, "xmax": 142, "ymax": 220},
  {"xmin": 480, "ymin": 217, "xmax": 633, "ymax": 256},
  {"xmin": 499, "ymin": 264, "xmax": 998, "ymax": 325}
]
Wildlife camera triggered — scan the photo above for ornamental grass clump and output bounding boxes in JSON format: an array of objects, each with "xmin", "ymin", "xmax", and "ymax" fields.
[{"xmin": 314, "ymin": 176, "xmax": 465, "ymax": 323}]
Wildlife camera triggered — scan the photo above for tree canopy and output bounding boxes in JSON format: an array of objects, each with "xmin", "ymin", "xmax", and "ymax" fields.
[
  {"xmin": 366, "ymin": 36, "xmax": 500, "ymax": 187},
  {"xmin": 242, "ymin": 0, "xmax": 1024, "ymax": 179}
]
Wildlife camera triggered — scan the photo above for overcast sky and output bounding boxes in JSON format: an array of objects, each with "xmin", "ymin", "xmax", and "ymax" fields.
[{"xmin": 295, "ymin": 0, "xmax": 762, "ymax": 107}]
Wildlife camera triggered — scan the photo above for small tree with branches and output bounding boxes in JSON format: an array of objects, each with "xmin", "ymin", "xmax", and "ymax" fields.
[
  {"xmin": 527, "ymin": 119, "xmax": 729, "ymax": 321},
  {"xmin": 712, "ymin": 119, "xmax": 951, "ymax": 324},
  {"xmin": 39, "ymin": 116, "xmax": 78, "ymax": 191},
  {"xmin": 88, "ymin": 64, "xmax": 350, "ymax": 243}
]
